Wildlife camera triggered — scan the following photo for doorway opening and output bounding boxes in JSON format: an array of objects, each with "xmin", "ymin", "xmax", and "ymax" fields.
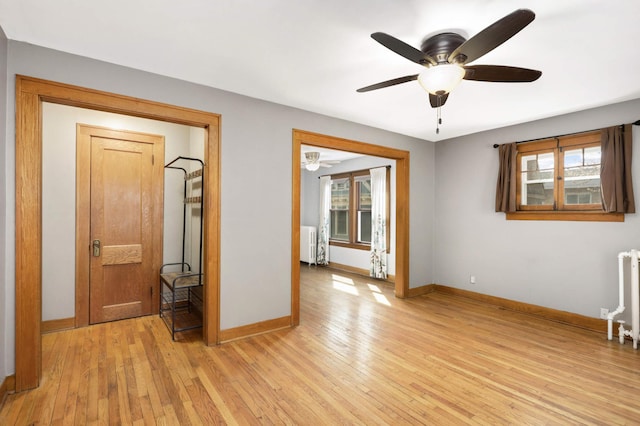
[
  {"xmin": 15, "ymin": 75, "xmax": 221, "ymax": 391},
  {"xmin": 291, "ymin": 129, "xmax": 410, "ymax": 325}
]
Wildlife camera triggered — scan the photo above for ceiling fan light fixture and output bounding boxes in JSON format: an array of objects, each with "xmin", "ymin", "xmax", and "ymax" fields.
[
  {"xmin": 304, "ymin": 151, "xmax": 321, "ymax": 171},
  {"xmin": 418, "ymin": 64, "xmax": 465, "ymax": 95}
]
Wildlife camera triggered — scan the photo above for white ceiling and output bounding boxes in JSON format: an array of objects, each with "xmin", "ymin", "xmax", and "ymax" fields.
[{"xmin": 1, "ymin": 0, "xmax": 639, "ymax": 142}]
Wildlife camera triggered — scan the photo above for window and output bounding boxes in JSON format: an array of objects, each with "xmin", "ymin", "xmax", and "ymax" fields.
[
  {"xmin": 516, "ymin": 131, "xmax": 603, "ymax": 212},
  {"xmin": 330, "ymin": 178, "xmax": 350, "ymax": 241},
  {"xmin": 329, "ymin": 168, "xmax": 389, "ymax": 250},
  {"xmin": 355, "ymin": 176, "xmax": 372, "ymax": 243}
]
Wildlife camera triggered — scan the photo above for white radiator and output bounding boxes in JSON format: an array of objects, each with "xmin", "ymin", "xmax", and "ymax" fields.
[
  {"xmin": 300, "ymin": 226, "xmax": 317, "ymax": 265},
  {"xmin": 608, "ymin": 249, "xmax": 640, "ymax": 348}
]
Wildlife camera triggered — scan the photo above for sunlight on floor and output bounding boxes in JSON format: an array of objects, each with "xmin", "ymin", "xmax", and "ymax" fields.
[
  {"xmin": 372, "ymin": 292, "xmax": 391, "ymax": 306},
  {"xmin": 332, "ymin": 274, "xmax": 354, "ymax": 285},
  {"xmin": 330, "ymin": 273, "xmax": 390, "ymax": 305},
  {"xmin": 332, "ymin": 281, "xmax": 359, "ymax": 295}
]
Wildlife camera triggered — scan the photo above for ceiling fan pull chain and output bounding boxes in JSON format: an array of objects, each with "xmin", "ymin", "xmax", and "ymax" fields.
[{"xmin": 436, "ymin": 103, "xmax": 442, "ymax": 134}]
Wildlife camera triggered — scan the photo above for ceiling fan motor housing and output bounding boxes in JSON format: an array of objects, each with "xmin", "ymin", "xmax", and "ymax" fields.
[{"xmin": 420, "ymin": 32, "xmax": 466, "ymax": 65}]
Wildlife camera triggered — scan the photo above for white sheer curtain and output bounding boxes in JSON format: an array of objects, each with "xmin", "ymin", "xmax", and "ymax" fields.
[
  {"xmin": 317, "ymin": 175, "xmax": 331, "ymax": 265},
  {"xmin": 369, "ymin": 167, "xmax": 387, "ymax": 279}
]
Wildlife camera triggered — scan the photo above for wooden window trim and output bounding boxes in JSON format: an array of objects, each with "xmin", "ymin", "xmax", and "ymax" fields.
[
  {"xmin": 506, "ymin": 211, "xmax": 624, "ymax": 222},
  {"xmin": 515, "ymin": 130, "xmax": 606, "ymax": 218},
  {"xmin": 328, "ymin": 167, "xmax": 390, "ymax": 252}
]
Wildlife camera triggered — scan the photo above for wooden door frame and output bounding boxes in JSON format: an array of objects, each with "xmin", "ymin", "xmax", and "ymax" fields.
[
  {"xmin": 291, "ymin": 129, "xmax": 410, "ymax": 325},
  {"xmin": 76, "ymin": 125, "xmax": 165, "ymax": 326},
  {"xmin": 15, "ymin": 75, "xmax": 221, "ymax": 391}
]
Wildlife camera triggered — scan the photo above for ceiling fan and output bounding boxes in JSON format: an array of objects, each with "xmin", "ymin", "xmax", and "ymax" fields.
[
  {"xmin": 301, "ymin": 151, "xmax": 340, "ymax": 171},
  {"xmin": 357, "ymin": 8, "xmax": 542, "ymax": 122}
]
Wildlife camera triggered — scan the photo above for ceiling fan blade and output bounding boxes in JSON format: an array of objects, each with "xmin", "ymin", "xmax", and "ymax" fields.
[
  {"xmin": 371, "ymin": 32, "xmax": 436, "ymax": 65},
  {"xmin": 357, "ymin": 74, "xmax": 418, "ymax": 93},
  {"xmin": 448, "ymin": 9, "xmax": 535, "ymax": 64},
  {"xmin": 429, "ymin": 92, "xmax": 449, "ymax": 108},
  {"xmin": 464, "ymin": 65, "xmax": 541, "ymax": 82}
]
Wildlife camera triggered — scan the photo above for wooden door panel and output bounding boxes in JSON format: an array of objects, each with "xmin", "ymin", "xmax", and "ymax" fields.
[
  {"xmin": 101, "ymin": 244, "xmax": 142, "ymax": 265},
  {"xmin": 100, "ymin": 263, "xmax": 144, "ymax": 322},
  {"xmin": 89, "ymin": 135, "xmax": 157, "ymax": 324}
]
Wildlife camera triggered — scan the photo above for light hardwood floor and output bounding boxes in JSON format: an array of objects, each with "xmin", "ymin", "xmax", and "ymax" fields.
[{"xmin": 2, "ymin": 266, "xmax": 640, "ymax": 424}]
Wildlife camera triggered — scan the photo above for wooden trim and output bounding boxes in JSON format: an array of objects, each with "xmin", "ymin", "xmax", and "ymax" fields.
[
  {"xmin": 516, "ymin": 138, "xmax": 557, "ymax": 153},
  {"xmin": 41, "ymin": 317, "xmax": 75, "ymax": 334},
  {"xmin": 328, "ymin": 262, "xmax": 395, "ymax": 284},
  {"xmin": 15, "ymin": 75, "xmax": 221, "ymax": 391},
  {"xmin": 405, "ymin": 283, "xmax": 437, "ymax": 298},
  {"xmin": 434, "ymin": 285, "xmax": 606, "ymax": 333},
  {"xmin": 218, "ymin": 316, "xmax": 291, "ymax": 343},
  {"xmin": 75, "ymin": 125, "xmax": 165, "ymax": 326},
  {"xmin": 558, "ymin": 130, "xmax": 600, "ymax": 147},
  {"xmin": 291, "ymin": 140, "xmax": 301, "ymax": 326},
  {"xmin": 506, "ymin": 211, "xmax": 624, "ymax": 222},
  {"xmin": 328, "ymin": 240, "xmax": 370, "ymax": 251},
  {"xmin": 15, "ymin": 78, "xmax": 42, "ymax": 392},
  {"xmin": 0, "ymin": 375, "xmax": 16, "ymax": 404},
  {"xmin": 291, "ymin": 129, "xmax": 410, "ymax": 316},
  {"xmin": 515, "ymin": 129, "xmax": 607, "ymax": 215},
  {"xmin": 327, "ymin": 167, "xmax": 391, "ymax": 252}
]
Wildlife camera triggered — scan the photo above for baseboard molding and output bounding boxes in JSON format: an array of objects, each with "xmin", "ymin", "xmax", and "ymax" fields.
[
  {"xmin": 405, "ymin": 283, "xmax": 437, "ymax": 298},
  {"xmin": 433, "ymin": 285, "xmax": 605, "ymax": 333},
  {"xmin": 1, "ymin": 375, "xmax": 15, "ymax": 406},
  {"xmin": 219, "ymin": 316, "xmax": 291, "ymax": 343},
  {"xmin": 41, "ymin": 317, "xmax": 76, "ymax": 334},
  {"xmin": 328, "ymin": 262, "xmax": 395, "ymax": 284}
]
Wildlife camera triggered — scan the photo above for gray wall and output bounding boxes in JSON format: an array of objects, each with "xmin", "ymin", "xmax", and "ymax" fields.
[
  {"xmin": 2, "ymin": 40, "xmax": 435, "ymax": 375},
  {"xmin": 434, "ymin": 99, "xmax": 640, "ymax": 321}
]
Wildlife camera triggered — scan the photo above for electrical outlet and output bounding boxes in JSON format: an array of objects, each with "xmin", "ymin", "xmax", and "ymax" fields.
[
  {"xmin": 470, "ymin": 275, "xmax": 476, "ymax": 284},
  {"xmin": 600, "ymin": 308, "xmax": 609, "ymax": 319}
]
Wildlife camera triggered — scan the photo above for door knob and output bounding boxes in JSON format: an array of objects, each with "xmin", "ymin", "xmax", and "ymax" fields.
[{"xmin": 92, "ymin": 239, "xmax": 101, "ymax": 257}]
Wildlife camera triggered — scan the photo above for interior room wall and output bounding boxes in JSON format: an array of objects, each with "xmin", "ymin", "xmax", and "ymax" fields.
[
  {"xmin": 434, "ymin": 99, "xmax": 640, "ymax": 322},
  {"xmin": 0, "ymin": 25, "xmax": 8, "ymax": 383},
  {"xmin": 41, "ymin": 103, "xmax": 199, "ymax": 321},
  {"xmin": 301, "ymin": 155, "xmax": 397, "ymax": 275},
  {"xmin": 3, "ymin": 40, "xmax": 435, "ymax": 375}
]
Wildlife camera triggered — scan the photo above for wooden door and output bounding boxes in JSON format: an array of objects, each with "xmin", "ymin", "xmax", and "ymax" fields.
[{"xmin": 76, "ymin": 125, "xmax": 164, "ymax": 325}]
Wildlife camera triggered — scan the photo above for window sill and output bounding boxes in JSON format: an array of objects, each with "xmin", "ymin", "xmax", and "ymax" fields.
[
  {"xmin": 329, "ymin": 240, "xmax": 370, "ymax": 251},
  {"xmin": 329, "ymin": 240, "xmax": 392, "ymax": 253},
  {"xmin": 506, "ymin": 211, "xmax": 624, "ymax": 222}
]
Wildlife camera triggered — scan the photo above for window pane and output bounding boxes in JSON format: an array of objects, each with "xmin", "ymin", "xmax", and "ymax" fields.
[
  {"xmin": 584, "ymin": 146, "xmax": 601, "ymax": 165},
  {"xmin": 358, "ymin": 211, "xmax": 371, "ymax": 243},
  {"xmin": 330, "ymin": 210, "xmax": 349, "ymax": 240},
  {"xmin": 358, "ymin": 179, "xmax": 371, "ymax": 209},
  {"xmin": 564, "ymin": 149, "xmax": 583, "ymax": 168},
  {"xmin": 331, "ymin": 179, "xmax": 349, "ymax": 210},
  {"xmin": 564, "ymin": 147, "xmax": 601, "ymax": 205},
  {"xmin": 521, "ymin": 152, "xmax": 554, "ymax": 206}
]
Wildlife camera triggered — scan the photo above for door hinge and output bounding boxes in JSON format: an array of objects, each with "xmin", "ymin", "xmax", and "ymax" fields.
[
  {"xmin": 152, "ymin": 154, "xmax": 155, "ymax": 165},
  {"xmin": 150, "ymin": 286, "xmax": 153, "ymax": 296}
]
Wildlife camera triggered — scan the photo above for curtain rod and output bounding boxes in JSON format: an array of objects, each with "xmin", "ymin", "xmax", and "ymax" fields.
[
  {"xmin": 492, "ymin": 121, "xmax": 640, "ymax": 149},
  {"xmin": 317, "ymin": 164, "xmax": 391, "ymax": 178}
]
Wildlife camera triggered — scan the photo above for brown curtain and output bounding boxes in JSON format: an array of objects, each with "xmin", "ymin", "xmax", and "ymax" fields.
[
  {"xmin": 600, "ymin": 124, "xmax": 635, "ymax": 213},
  {"xmin": 495, "ymin": 142, "xmax": 517, "ymax": 212}
]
